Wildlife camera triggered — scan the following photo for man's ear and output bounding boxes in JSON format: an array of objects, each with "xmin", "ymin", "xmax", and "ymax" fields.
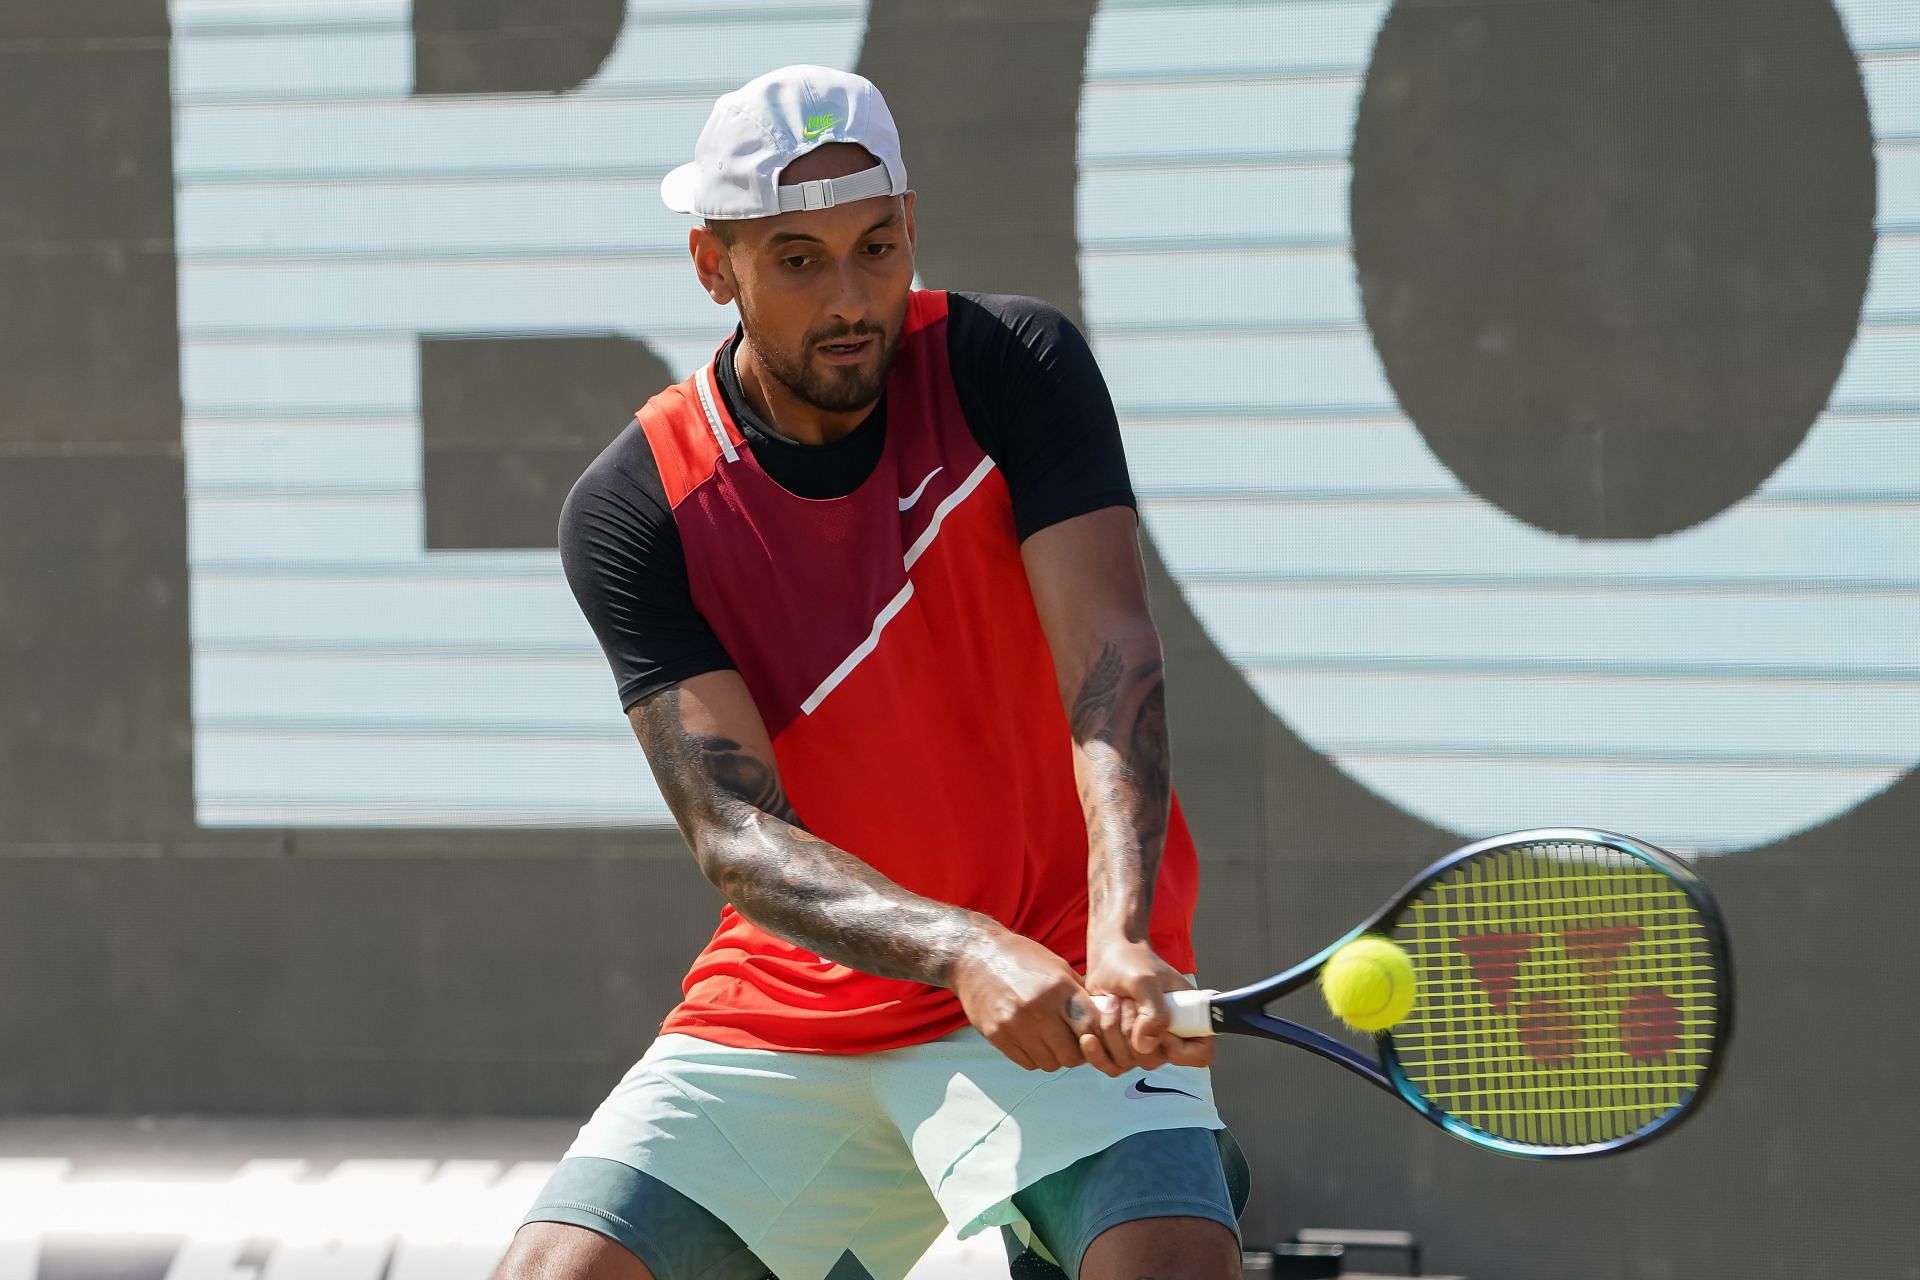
[
  {"xmin": 901, "ymin": 192, "xmax": 917, "ymax": 254},
  {"xmin": 690, "ymin": 225, "xmax": 737, "ymax": 305}
]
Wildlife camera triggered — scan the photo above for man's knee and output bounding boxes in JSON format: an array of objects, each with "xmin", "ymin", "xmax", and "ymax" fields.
[
  {"xmin": 1079, "ymin": 1215, "xmax": 1241, "ymax": 1280},
  {"xmin": 493, "ymin": 1221, "xmax": 656, "ymax": 1280}
]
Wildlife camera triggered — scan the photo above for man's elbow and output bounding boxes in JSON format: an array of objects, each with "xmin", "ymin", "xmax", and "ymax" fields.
[{"xmin": 688, "ymin": 811, "xmax": 783, "ymax": 900}]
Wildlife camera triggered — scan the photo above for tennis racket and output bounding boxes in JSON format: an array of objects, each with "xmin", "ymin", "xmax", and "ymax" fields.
[{"xmin": 1116, "ymin": 828, "xmax": 1733, "ymax": 1158}]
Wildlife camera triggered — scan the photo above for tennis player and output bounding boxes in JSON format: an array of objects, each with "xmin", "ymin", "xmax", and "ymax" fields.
[{"xmin": 499, "ymin": 65, "xmax": 1247, "ymax": 1280}]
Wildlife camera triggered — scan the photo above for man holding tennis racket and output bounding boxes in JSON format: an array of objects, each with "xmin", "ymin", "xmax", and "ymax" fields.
[{"xmin": 498, "ymin": 65, "xmax": 1245, "ymax": 1280}]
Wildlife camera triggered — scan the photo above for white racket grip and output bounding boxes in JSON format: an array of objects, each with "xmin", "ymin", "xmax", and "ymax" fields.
[{"xmin": 1090, "ymin": 988, "xmax": 1219, "ymax": 1038}]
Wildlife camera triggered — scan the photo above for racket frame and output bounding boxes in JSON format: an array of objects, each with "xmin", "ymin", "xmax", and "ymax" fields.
[{"xmin": 1204, "ymin": 827, "xmax": 1734, "ymax": 1158}]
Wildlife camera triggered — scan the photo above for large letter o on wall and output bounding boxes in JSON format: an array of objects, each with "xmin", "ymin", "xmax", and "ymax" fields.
[{"xmin": 1076, "ymin": 0, "xmax": 1917, "ymax": 853}]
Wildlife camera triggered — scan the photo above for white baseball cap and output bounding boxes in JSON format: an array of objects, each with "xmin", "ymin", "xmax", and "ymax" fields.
[{"xmin": 660, "ymin": 65, "xmax": 910, "ymax": 220}]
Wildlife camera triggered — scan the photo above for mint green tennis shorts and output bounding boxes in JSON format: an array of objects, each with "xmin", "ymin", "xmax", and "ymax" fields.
[{"xmin": 523, "ymin": 1025, "xmax": 1242, "ymax": 1280}]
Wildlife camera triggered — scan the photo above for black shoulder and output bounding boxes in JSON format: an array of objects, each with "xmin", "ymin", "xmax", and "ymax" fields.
[
  {"xmin": 559, "ymin": 417, "xmax": 732, "ymax": 711},
  {"xmin": 947, "ymin": 290, "xmax": 1084, "ymax": 358},
  {"xmin": 560, "ymin": 416, "xmax": 671, "ymax": 536},
  {"xmin": 942, "ymin": 291, "xmax": 1136, "ymax": 542}
]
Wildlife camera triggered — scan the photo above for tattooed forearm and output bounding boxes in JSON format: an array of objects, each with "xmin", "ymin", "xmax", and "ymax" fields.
[
  {"xmin": 632, "ymin": 687, "xmax": 994, "ymax": 986},
  {"xmin": 1071, "ymin": 640, "xmax": 1171, "ymax": 941}
]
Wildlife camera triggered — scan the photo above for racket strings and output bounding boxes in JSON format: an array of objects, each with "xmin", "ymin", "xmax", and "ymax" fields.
[{"xmin": 1386, "ymin": 841, "xmax": 1724, "ymax": 1150}]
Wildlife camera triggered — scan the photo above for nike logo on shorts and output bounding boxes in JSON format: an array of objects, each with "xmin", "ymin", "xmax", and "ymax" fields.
[
  {"xmin": 1125, "ymin": 1078, "xmax": 1200, "ymax": 1101},
  {"xmin": 899, "ymin": 466, "xmax": 943, "ymax": 512}
]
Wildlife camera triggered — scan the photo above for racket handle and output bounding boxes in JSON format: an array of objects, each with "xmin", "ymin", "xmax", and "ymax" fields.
[{"xmin": 1089, "ymin": 988, "xmax": 1219, "ymax": 1038}]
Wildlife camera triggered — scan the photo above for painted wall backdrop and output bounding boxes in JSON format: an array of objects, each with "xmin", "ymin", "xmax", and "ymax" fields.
[
  {"xmin": 3, "ymin": 1, "xmax": 1918, "ymax": 1276},
  {"xmin": 167, "ymin": 0, "xmax": 1920, "ymax": 848}
]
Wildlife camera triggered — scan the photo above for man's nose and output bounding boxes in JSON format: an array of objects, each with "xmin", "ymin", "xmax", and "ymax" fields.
[{"xmin": 821, "ymin": 254, "xmax": 870, "ymax": 325}]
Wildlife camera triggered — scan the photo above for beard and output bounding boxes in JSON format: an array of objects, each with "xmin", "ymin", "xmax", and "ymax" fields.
[{"xmin": 741, "ymin": 314, "xmax": 901, "ymax": 415}]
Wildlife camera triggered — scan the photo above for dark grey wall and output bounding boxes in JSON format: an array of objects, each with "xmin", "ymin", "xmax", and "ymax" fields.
[{"xmin": 2, "ymin": 2, "xmax": 1913, "ymax": 1276}]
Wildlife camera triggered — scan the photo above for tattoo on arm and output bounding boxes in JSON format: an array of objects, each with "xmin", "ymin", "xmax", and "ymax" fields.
[
  {"xmin": 692, "ymin": 735, "xmax": 803, "ymax": 827},
  {"xmin": 1069, "ymin": 643, "xmax": 1126, "ymax": 740},
  {"xmin": 1128, "ymin": 680, "xmax": 1170, "ymax": 856},
  {"xmin": 1071, "ymin": 641, "xmax": 1171, "ymax": 938},
  {"xmin": 632, "ymin": 687, "xmax": 992, "ymax": 986}
]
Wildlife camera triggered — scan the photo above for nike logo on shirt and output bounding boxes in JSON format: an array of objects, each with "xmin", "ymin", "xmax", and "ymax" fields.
[
  {"xmin": 1125, "ymin": 1078, "xmax": 1201, "ymax": 1101},
  {"xmin": 899, "ymin": 466, "xmax": 943, "ymax": 512}
]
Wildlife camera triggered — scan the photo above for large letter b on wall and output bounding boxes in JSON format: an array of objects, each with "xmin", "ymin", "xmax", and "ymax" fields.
[{"xmin": 171, "ymin": 1, "xmax": 869, "ymax": 825}]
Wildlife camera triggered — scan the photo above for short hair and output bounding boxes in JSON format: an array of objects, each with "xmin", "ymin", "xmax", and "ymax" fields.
[{"xmin": 704, "ymin": 218, "xmax": 737, "ymax": 246}]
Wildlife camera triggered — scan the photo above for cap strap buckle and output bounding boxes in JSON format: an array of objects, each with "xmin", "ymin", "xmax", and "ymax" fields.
[{"xmin": 774, "ymin": 162, "xmax": 894, "ymax": 215}]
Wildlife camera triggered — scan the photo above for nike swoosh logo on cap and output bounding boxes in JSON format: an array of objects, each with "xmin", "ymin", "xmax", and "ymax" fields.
[
  {"xmin": 899, "ymin": 466, "xmax": 943, "ymax": 512},
  {"xmin": 1124, "ymin": 1078, "xmax": 1201, "ymax": 1101}
]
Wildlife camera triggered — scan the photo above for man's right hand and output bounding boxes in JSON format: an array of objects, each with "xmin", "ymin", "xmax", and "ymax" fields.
[{"xmin": 949, "ymin": 928, "xmax": 1097, "ymax": 1072}]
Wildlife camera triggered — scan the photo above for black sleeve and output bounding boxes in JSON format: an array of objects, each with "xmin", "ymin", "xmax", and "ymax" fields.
[
  {"xmin": 946, "ymin": 292, "xmax": 1138, "ymax": 543},
  {"xmin": 558, "ymin": 418, "xmax": 735, "ymax": 711}
]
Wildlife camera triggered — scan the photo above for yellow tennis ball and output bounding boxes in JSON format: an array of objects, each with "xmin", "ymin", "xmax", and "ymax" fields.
[{"xmin": 1320, "ymin": 936, "xmax": 1418, "ymax": 1033}]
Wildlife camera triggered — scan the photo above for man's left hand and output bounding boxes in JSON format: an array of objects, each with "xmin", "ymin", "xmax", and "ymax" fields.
[{"xmin": 1078, "ymin": 939, "xmax": 1215, "ymax": 1076}]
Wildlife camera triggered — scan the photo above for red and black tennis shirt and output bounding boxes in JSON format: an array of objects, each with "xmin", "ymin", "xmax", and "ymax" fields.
[{"xmin": 561, "ymin": 289, "xmax": 1200, "ymax": 1053}]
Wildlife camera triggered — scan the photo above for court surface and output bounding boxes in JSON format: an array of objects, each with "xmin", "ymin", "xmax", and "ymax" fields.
[{"xmin": 0, "ymin": 1116, "xmax": 1011, "ymax": 1280}]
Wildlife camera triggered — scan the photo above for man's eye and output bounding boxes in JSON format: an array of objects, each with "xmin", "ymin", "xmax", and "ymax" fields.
[
  {"xmin": 866, "ymin": 242, "xmax": 894, "ymax": 256},
  {"xmin": 781, "ymin": 255, "xmax": 810, "ymax": 269}
]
